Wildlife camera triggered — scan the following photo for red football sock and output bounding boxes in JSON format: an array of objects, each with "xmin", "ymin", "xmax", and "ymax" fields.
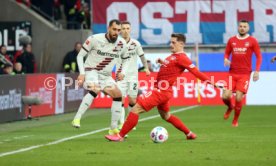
[
  {"xmin": 119, "ymin": 112, "xmax": 139, "ymax": 137},
  {"xmin": 166, "ymin": 115, "xmax": 190, "ymax": 135},
  {"xmin": 223, "ymin": 98, "xmax": 234, "ymax": 109},
  {"xmin": 234, "ymin": 100, "xmax": 243, "ymax": 121}
]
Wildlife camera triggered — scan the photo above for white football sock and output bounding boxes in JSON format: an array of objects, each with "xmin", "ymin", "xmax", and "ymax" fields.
[
  {"xmin": 74, "ymin": 93, "xmax": 94, "ymax": 120},
  {"xmin": 119, "ymin": 105, "xmax": 125, "ymax": 124},
  {"xmin": 111, "ymin": 100, "xmax": 122, "ymax": 129}
]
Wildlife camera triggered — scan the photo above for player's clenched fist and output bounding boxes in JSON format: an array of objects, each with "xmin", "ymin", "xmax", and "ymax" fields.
[
  {"xmin": 117, "ymin": 73, "xmax": 125, "ymax": 81},
  {"xmin": 77, "ymin": 74, "xmax": 85, "ymax": 86},
  {"xmin": 156, "ymin": 58, "xmax": 164, "ymax": 64},
  {"xmin": 145, "ymin": 69, "xmax": 151, "ymax": 76},
  {"xmin": 224, "ymin": 58, "xmax": 231, "ymax": 67}
]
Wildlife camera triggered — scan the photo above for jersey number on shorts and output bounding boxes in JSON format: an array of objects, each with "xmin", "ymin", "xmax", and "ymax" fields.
[
  {"xmin": 144, "ymin": 91, "xmax": 152, "ymax": 98},
  {"xmin": 133, "ymin": 83, "xmax": 137, "ymax": 90}
]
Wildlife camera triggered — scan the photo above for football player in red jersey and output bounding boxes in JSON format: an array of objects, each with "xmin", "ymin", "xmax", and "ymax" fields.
[
  {"xmin": 105, "ymin": 33, "xmax": 222, "ymax": 142},
  {"xmin": 222, "ymin": 20, "xmax": 262, "ymax": 127}
]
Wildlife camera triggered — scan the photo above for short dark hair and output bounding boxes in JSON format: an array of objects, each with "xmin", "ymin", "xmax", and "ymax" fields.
[
  {"xmin": 121, "ymin": 21, "xmax": 131, "ymax": 25},
  {"xmin": 239, "ymin": 19, "xmax": 249, "ymax": 24},
  {"xmin": 109, "ymin": 19, "xmax": 121, "ymax": 27},
  {"xmin": 171, "ymin": 33, "xmax": 186, "ymax": 43}
]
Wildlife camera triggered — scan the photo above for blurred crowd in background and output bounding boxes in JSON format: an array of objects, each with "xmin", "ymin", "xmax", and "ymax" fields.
[{"xmin": 15, "ymin": 0, "xmax": 91, "ymax": 29}]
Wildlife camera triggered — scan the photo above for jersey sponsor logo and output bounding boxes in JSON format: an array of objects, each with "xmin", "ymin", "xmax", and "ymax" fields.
[
  {"xmin": 128, "ymin": 51, "xmax": 136, "ymax": 56},
  {"xmin": 97, "ymin": 50, "xmax": 119, "ymax": 58},
  {"xmin": 233, "ymin": 47, "xmax": 247, "ymax": 52}
]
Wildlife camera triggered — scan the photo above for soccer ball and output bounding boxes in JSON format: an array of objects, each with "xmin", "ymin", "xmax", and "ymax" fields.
[{"xmin": 150, "ymin": 126, "xmax": 168, "ymax": 143}]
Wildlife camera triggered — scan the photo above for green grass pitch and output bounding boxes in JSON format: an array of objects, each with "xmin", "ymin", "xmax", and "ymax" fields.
[{"xmin": 0, "ymin": 106, "xmax": 275, "ymax": 166}]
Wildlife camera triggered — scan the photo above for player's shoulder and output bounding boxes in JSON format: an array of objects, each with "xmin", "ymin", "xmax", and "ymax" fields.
[
  {"xmin": 130, "ymin": 38, "xmax": 141, "ymax": 45},
  {"xmin": 175, "ymin": 52, "xmax": 190, "ymax": 62},
  {"xmin": 116, "ymin": 36, "xmax": 127, "ymax": 45},
  {"xmin": 248, "ymin": 35, "xmax": 259, "ymax": 43},
  {"xmin": 228, "ymin": 35, "xmax": 237, "ymax": 41},
  {"xmin": 115, "ymin": 36, "xmax": 128, "ymax": 50},
  {"xmin": 177, "ymin": 52, "xmax": 189, "ymax": 58},
  {"xmin": 91, "ymin": 33, "xmax": 105, "ymax": 40}
]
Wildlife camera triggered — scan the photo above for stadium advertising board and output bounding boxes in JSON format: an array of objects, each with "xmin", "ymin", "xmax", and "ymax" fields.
[
  {"xmin": 55, "ymin": 74, "xmax": 65, "ymax": 114},
  {"xmin": 92, "ymin": 0, "xmax": 276, "ymax": 45},
  {"xmin": 25, "ymin": 74, "xmax": 56, "ymax": 117},
  {"xmin": 90, "ymin": 72, "xmax": 246, "ymax": 108},
  {"xmin": 63, "ymin": 73, "xmax": 85, "ymax": 113},
  {"xmin": 0, "ymin": 75, "xmax": 25, "ymax": 122}
]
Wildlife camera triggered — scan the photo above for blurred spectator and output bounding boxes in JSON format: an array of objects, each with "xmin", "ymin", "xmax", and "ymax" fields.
[
  {"xmin": 14, "ymin": 62, "xmax": 24, "ymax": 74},
  {"xmin": 64, "ymin": 0, "xmax": 81, "ymax": 29},
  {"xmin": 62, "ymin": 42, "xmax": 82, "ymax": 73},
  {"xmin": 14, "ymin": 35, "xmax": 32, "ymax": 64},
  {"xmin": 0, "ymin": 45, "xmax": 12, "ymax": 62},
  {"xmin": 53, "ymin": 0, "xmax": 62, "ymax": 20},
  {"xmin": 80, "ymin": 2, "xmax": 91, "ymax": 29},
  {"xmin": 16, "ymin": 44, "xmax": 36, "ymax": 73},
  {"xmin": 0, "ymin": 45, "xmax": 13, "ymax": 74},
  {"xmin": 1, "ymin": 64, "xmax": 14, "ymax": 75},
  {"xmin": 139, "ymin": 60, "xmax": 153, "ymax": 72}
]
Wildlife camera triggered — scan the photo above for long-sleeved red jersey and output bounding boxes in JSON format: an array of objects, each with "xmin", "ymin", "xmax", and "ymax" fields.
[
  {"xmin": 224, "ymin": 35, "xmax": 262, "ymax": 75},
  {"xmin": 155, "ymin": 52, "xmax": 210, "ymax": 88}
]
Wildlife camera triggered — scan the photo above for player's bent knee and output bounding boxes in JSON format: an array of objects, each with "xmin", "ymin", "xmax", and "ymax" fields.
[
  {"xmin": 113, "ymin": 97, "xmax": 122, "ymax": 102},
  {"xmin": 128, "ymin": 97, "xmax": 136, "ymax": 106},
  {"xmin": 89, "ymin": 90, "xmax": 99, "ymax": 98},
  {"xmin": 131, "ymin": 103, "xmax": 145, "ymax": 114},
  {"xmin": 235, "ymin": 91, "xmax": 244, "ymax": 102},
  {"xmin": 158, "ymin": 110, "xmax": 170, "ymax": 120},
  {"xmin": 235, "ymin": 96, "xmax": 243, "ymax": 102},
  {"xmin": 222, "ymin": 90, "xmax": 232, "ymax": 99},
  {"xmin": 104, "ymin": 86, "xmax": 122, "ymax": 98}
]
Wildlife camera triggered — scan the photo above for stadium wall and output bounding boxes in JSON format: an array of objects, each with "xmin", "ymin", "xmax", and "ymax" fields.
[
  {"xmin": 0, "ymin": 72, "xmax": 275, "ymax": 123},
  {"xmin": 0, "ymin": 0, "xmax": 90, "ymax": 73}
]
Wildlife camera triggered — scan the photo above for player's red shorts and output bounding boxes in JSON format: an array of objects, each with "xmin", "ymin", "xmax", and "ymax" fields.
[
  {"xmin": 228, "ymin": 73, "xmax": 251, "ymax": 93},
  {"xmin": 137, "ymin": 89, "xmax": 173, "ymax": 112}
]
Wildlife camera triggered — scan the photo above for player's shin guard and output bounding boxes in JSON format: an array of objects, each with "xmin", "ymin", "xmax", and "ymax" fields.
[
  {"xmin": 74, "ymin": 91, "xmax": 97, "ymax": 119},
  {"xmin": 111, "ymin": 97, "xmax": 122, "ymax": 129},
  {"xmin": 234, "ymin": 100, "xmax": 243, "ymax": 121},
  {"xmin": 166, "ymin": 115, "xmax": 190, "ymax": 135},
  {"xmin": 119, "ymin": 112, "xmax": 139, "ymax": 137}
]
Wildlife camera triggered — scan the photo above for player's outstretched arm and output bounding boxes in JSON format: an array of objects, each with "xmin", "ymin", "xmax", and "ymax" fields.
[{"xmin": 187, "ymin": 65, "xmax": 225, "ymax": 90}]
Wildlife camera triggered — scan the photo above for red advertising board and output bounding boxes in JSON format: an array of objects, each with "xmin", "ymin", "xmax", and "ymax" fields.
[
  {"xmin": 91, "ymin": 72, "xmax": 246, "ymax": 108},
  {"xmin": 25, "ymin": 74, "xmax": 56, "ymax": 117}
]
